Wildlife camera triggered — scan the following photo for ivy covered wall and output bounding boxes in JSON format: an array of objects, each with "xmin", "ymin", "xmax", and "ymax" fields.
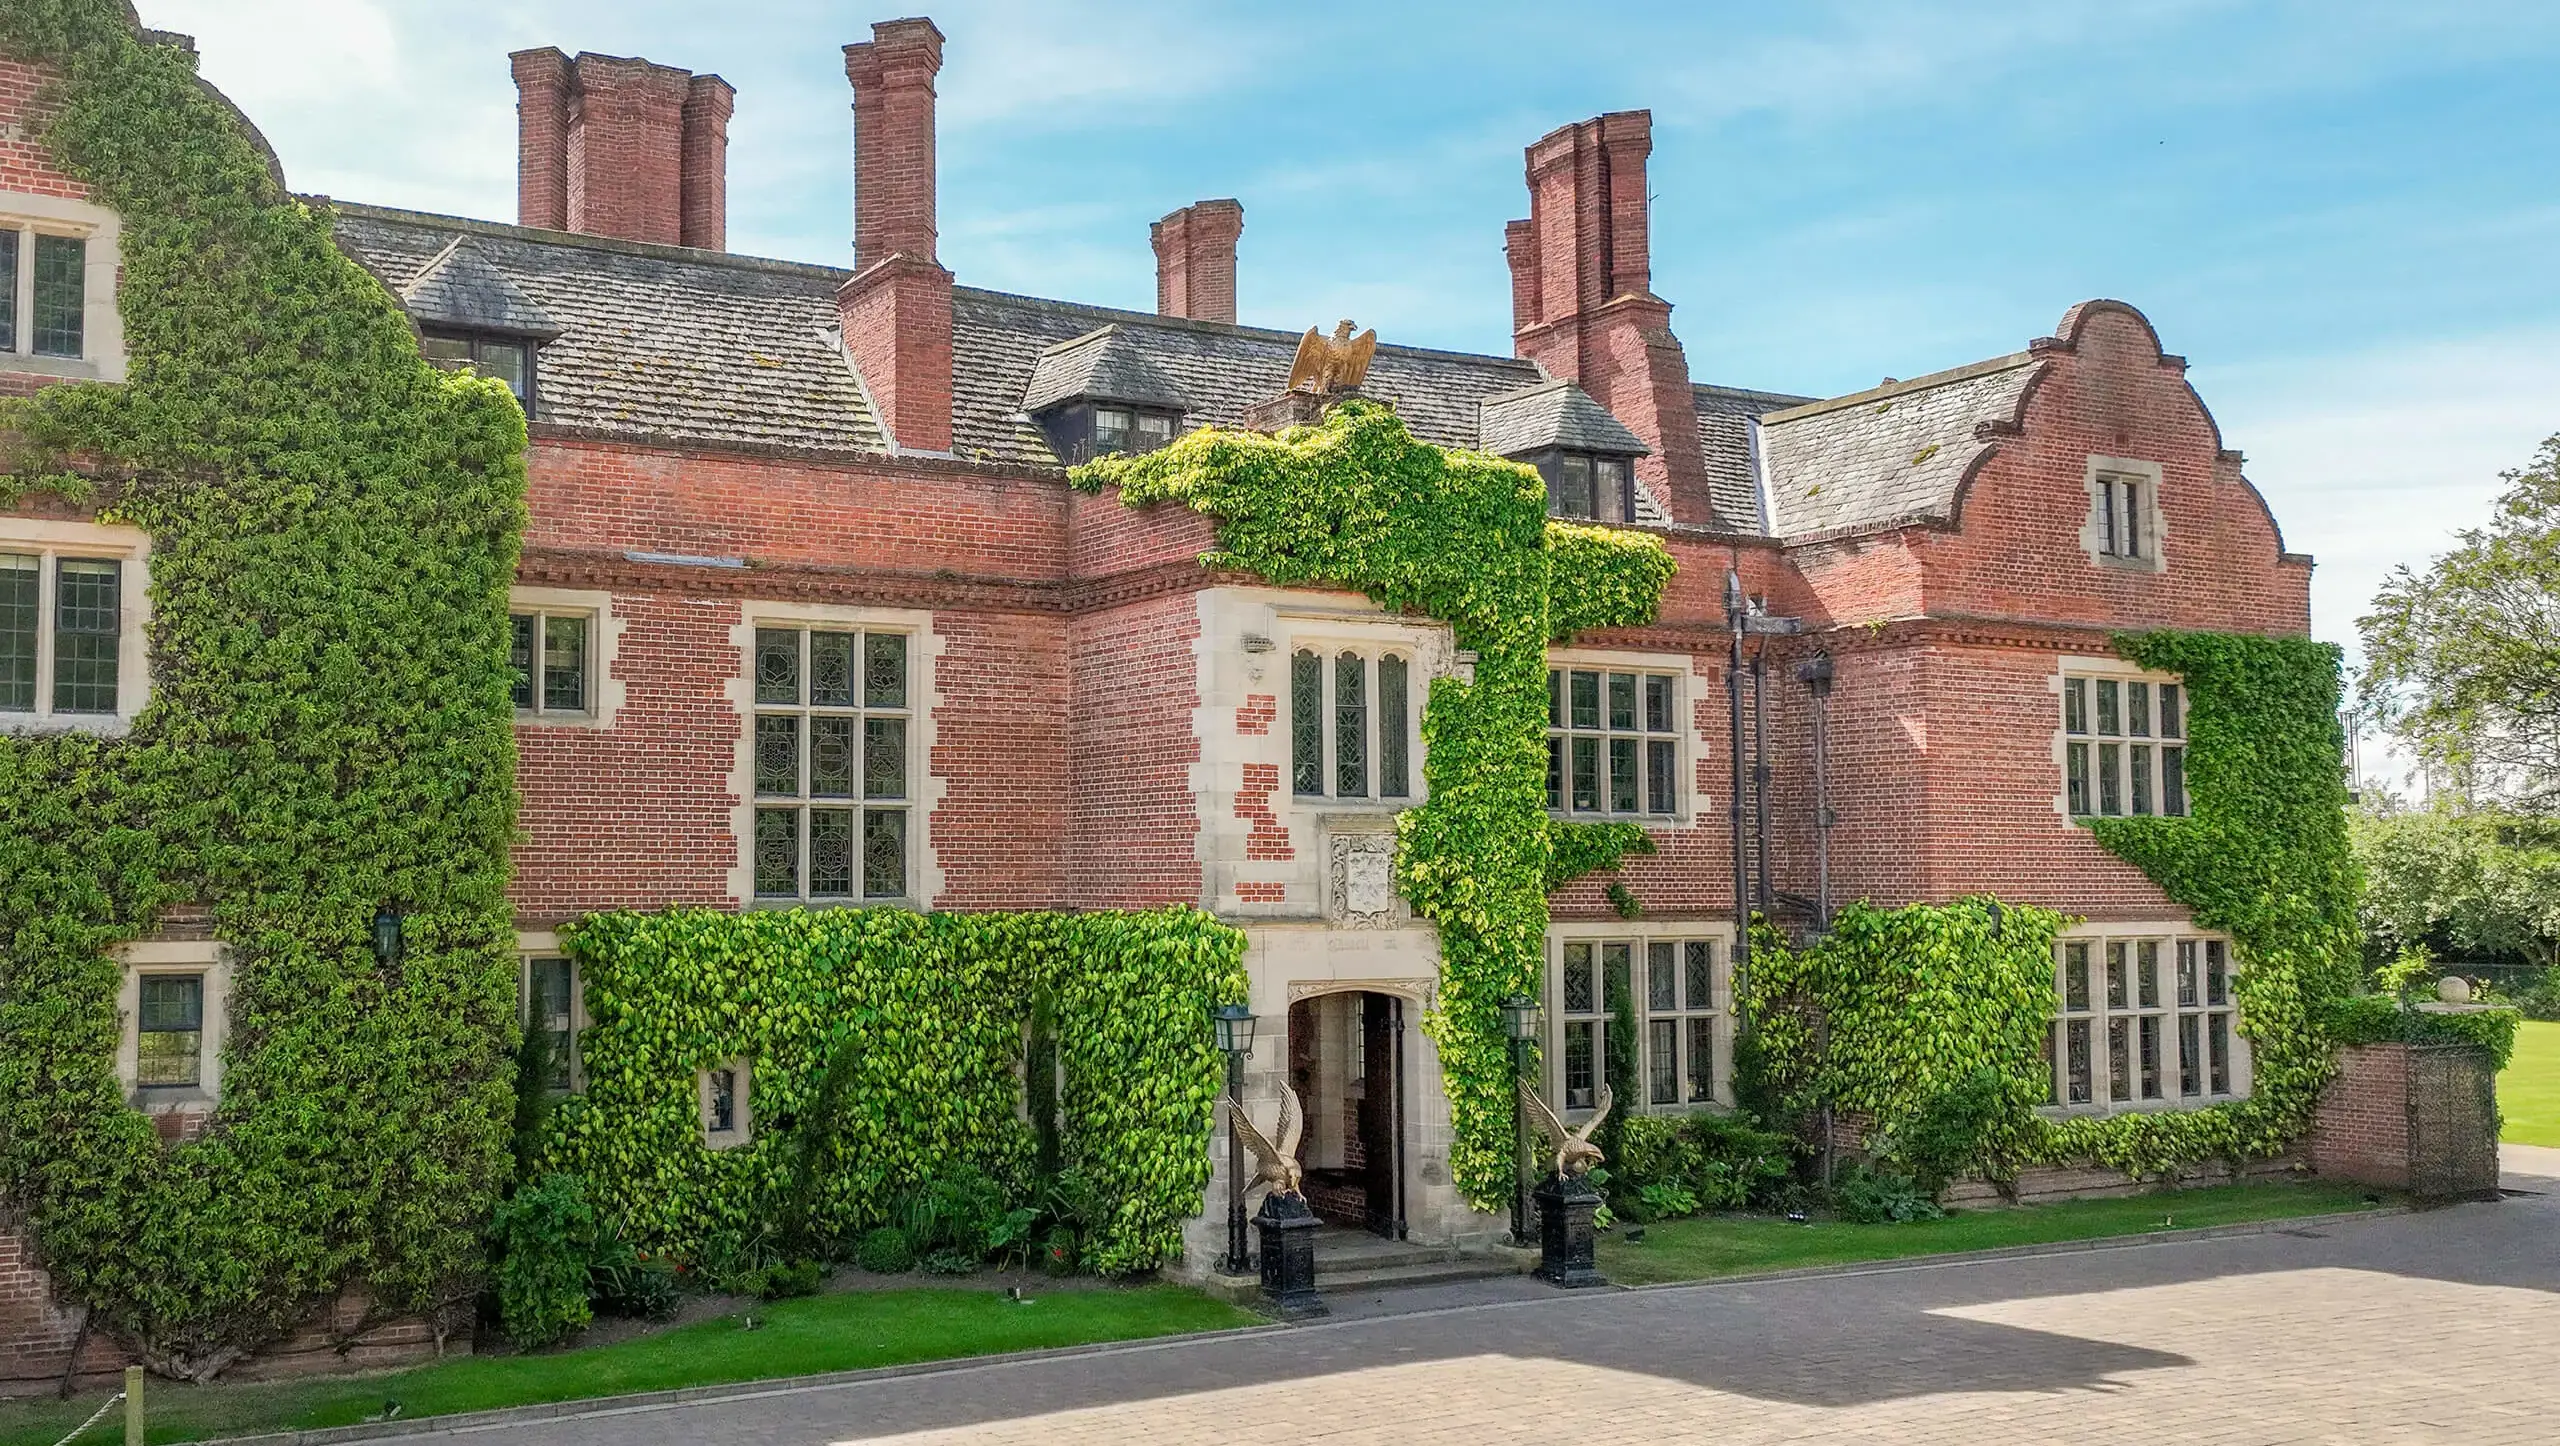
[
  {"xmin": 1076, "ymin": 402, "xmax": 1674, "ymax": 1204},
  {"xmin": 0, "ymin": 5, "xmax": 527, "ymax": 1372}
]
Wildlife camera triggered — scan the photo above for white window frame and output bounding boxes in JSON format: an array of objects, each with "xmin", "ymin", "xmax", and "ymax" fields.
[
  {"xmin": 518, "ymin": 937, "xmax": 586, "ymax": 1095},
  {"xmin": 507, "ymin": 586, "xmax": 620, "ymax": 728},
  {"xmin": 728, "ymin": 603, "xmax": 939, "ymax": 909},
  {"xmin": 0, "ymin": 192, "xmax": 126, "ymax": 382},
  {"xmin": 0, "ymin": 518, "xmax": 151, "ymax": 736},
  {"xmin": 2045, "ymin": 922, "xmax": 2249, "ymax": 1116},
  {"xmin": 1545, "ymin": 649, "xmax": 1693, "ymax": 823},
  {"xmin": 1546, "ymin": 921, "xmax": 1736, "ymax": 1121},
  {"xmin": 699, "ymin": 1059, "xmax": 753, "ymax": 1149},
  {"xmin": 2080, "ymin": 455, "xmax": 2167, "ymax": 572},
  {"xmin": 2055, "ymin": 657, "xmax": 2190, "ymax": 821},
  {"xmin": 1288, "ymin": 640, "xmax": 1421, "ymax": 806},
  {"xmin": 115, "ymin": 940, "xmax": 230, "ymax": 1110}
]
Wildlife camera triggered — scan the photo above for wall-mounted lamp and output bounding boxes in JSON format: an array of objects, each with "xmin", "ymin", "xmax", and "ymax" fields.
[{"xmin": 371, "ymin": 907, "xmax": 407, "ymax": 967}]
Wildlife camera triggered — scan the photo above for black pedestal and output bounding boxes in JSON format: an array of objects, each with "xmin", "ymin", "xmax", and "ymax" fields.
[
  {"xmin": 1254, "ymin": 1193, "xmax": 1328, "ymax": 1318},
  {"xmin": 1534, "ymin": 1172, "xmax": 1607, "ymax": 1288}
]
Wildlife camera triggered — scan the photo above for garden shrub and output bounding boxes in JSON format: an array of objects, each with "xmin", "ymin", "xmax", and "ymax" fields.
[
  {"xmin": 2322, "ymin": 993, "xmax": 2520, "ymax": 1070},
  {"xmin": 1606, "ymin": 1111, "xmax": 1796, "ymax": 1220},
  {"xmin": 487, "ymin": 1175, "xmax": 596, "ymax": 1349},
  {"xmin": 1887, "ymin": 1066, "xmax": 2020, "ymax": 1193},
  {"xmin": 854, "ymin": 1226, "xmax": 914, "ymax": 1275},
  {"xmin": 1831, "ymin": 1165, "xmax": 1944, "ymax": 1225}
]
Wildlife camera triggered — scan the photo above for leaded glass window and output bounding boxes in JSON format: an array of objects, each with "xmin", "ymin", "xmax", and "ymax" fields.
[
  {"xmin": 30, "ymin": 234, "xmax": 82, "ymax": 359},
  {"xmin": 1289, "ymin": 647, "xmax": 1415, "ymax": 802},
  {"xmin": 1551, "ymin": 934, "xmax": 1724, "ymax": 1118},
  {"xmin": 2049, "ymin": 932, "xmax": 2243, "ymax": 1112},
  {"xmin": 751, "ymin": 626, "xmax": 911, "ymax": 903},
  {"xmin": 508, "ymin": 609, "xmax": 594, "ymax": 717},
  {"xmin": 2062, "ymin": 669, "xmax": 2188, "ymax": 819},
  {"xmin": 524, "ymin": 956, "xmax": 578, "ymax": 1093},
  {"xmin": 420, "ymin": 328, "xmax": 537, "ymax": 413},
  {"xmin": 51, "ymin": 558, "xmax": 118, "ymax": 714},
  {"xmin": 135, "ymin": 973, "xmax": 203, "ymax": 1089},
  {"xmin": 0, "ymin": 552, "xmax": 34, "ymax": 711},
  {"xmin": 0, "ymin": 231, "xmax": 16, "ymax": 354},
  {"xmin": 1546, "ymin": 666, "xmax": 1681, "ymax": 817}
]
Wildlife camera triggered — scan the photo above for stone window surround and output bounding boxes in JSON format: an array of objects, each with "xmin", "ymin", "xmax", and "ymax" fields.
[
  {"xmin": 516, "ymin": 929, "xmax": 587, "ymax": 1095},
  {"xmin": 1287, "ymin": 638, "xmax": 1422, "ymax": 807},
  {"xmin": 2042, "ymin": 918, "xmax": 2252, "ymax": 1119},
  {"xmin": 2078, "ymin": 454, "xmax": 2168, "ymax": 574},
  {"xmin": 1544, "ymin": 645, "xmax": 1699, "ymax": 826},
  {"xmin": 507, "ymin": 585, "xmax": 624, "ymax": 729},
  {"xmin": 724, "ymin": 600, "xmax": 944, "ymax": 909},
  {"xmin": 115, "ymin": 939, "xmax": 230, "ymax": 1112},
  {"xmin": 2047, "ymin": 654, "xmax": 2189, "ymax": 824},
  {"xmin": 0, "ymin": 516, "xmax": 152, "ymax": 738},
  {"xmin": 0, "ymin": 190, "xmax": 127, "ymax": 383},
  {"xmin": 699, "ymin": 1058, "xmax": 752, "ymax": 1149},
  {"xmin": 1542, "ymin": 919, "xmax": 1738, "ymax": 1122}
]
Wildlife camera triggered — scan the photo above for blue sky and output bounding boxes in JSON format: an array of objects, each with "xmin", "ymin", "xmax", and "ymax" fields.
[{"xmin": 143, "ymin": 0, "xmax": 2559, "ymax": 761}]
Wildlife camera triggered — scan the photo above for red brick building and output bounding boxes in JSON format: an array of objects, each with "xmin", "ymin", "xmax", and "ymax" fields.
[{"xmin": 2, "ymin": 13, "xmax": 2315, "ymax": 1378}]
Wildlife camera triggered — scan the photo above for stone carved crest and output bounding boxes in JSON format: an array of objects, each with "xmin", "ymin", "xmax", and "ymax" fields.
[{"xmin": 1328, "ymin": 830, "xmax": 1400, "ymax": 926}]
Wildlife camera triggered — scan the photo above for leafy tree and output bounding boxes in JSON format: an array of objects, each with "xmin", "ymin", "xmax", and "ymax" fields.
[
  {"xmin": 2359, "ymin": 434, "xmax": 2560, "ymax": 809},
  {"xmin": 2351, "ymin": 804, "xmax": 2560, "ymax": 973}
]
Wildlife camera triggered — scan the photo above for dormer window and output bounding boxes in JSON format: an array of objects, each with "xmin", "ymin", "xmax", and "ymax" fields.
[
  {"xmin": 1095, "ymin": 406, "xmax": 1176, "ymax": 458},
  {"xmin": 421, "ymin": 330, "xmax": 537, "ymax": 415},
  {"xmin": 1540, "ymin": 452, "xmax": 1637, "ymax": 524}
]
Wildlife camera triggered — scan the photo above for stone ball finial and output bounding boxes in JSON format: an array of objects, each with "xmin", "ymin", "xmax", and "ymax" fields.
[{"xmin": 2436, "ymin": 975, "xmax": 2473, "ymax": 1005}]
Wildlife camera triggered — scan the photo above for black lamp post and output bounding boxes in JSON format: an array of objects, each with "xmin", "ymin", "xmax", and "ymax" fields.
[
  {"xmin": 1500, "ymin": 994, "xmax": 1540, "ymax": 1246},
  {"xmin": 1210, "ymin": 1001, "xmax": 1256, "ymax": 1276},
  {"xmin": 370, "ymin": 907, "xmax": 406, "ymax": 967}
]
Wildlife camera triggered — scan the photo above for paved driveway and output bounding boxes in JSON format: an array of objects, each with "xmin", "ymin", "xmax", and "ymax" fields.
[{"xmin": 378, "ymin": 1150, "xmax": 2560, "ymax": 1446}]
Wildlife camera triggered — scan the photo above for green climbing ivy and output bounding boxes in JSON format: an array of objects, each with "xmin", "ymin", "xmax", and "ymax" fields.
[
  {"xmin": 1077, "ymin": 402, "xmax": 1672, "ymax": 1204},
  {"xmin": 0, "ymin": 3, "xmax": 526, "ymax": 1373},
  {"xmin": 548, "ymin": 907, "xmax": 1245, "ymax": 1276}
]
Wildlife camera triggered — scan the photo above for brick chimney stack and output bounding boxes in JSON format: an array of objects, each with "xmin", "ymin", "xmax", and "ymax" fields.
[
  {"xmin": 1152, "ymin": 199, "xmax": 1244, "ymax": 324},
  {"xmin": 511, "ymin": 48, "xmax": 733, "ymax": 250},
  {"xmin": 1505, "ymin": 111, "xmax": 1716, "ymax": 527},
  {"xmin": 838, "ymin": 17, "xmax": 955, "ymax": 455}
]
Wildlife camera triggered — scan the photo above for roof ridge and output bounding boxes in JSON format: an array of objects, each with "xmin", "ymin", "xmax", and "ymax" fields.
[
  {"xmin": 1693, "ymin": 381, "xmax": 1818, "ymax": 406},
  {"xmin": 327, "ymin": 199, "xmax": 857, "ymax": 283},
  {"xmin": 1762, "ymin": 351, "xmax": 2038, "ymax": 426},
  {"xmin": 952, "ymin": 284, "xmax": 1545, "ymax": 371}
]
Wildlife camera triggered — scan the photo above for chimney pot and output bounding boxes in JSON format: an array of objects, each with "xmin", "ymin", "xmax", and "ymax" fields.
[
  {"xmin": 513, "ymin": 49, "xmax": 732, "ymax": 249},
  {"xmin": 839, "ymin": 17, "xmax": 954, "ymax": 454},
  {"xmin": 1152, "ymin": 199, "xmax": 1244, "ymax": 324}
]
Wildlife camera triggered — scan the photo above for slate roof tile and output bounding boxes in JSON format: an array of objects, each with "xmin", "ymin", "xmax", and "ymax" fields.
[{"xmin": 1756, "ymin": 356, "xmax": 2041, "ymax": 536}]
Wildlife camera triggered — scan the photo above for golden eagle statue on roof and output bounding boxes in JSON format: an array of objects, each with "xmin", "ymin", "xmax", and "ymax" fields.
[{"xmin": 1287, "ymin": 319, "xmax": 1377, "ymax": 395}]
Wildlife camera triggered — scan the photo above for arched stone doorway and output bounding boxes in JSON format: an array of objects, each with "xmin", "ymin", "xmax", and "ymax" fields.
[{"xmin": 1286, "ymin": 987, "xmax": 1409, "ymax": 1239}]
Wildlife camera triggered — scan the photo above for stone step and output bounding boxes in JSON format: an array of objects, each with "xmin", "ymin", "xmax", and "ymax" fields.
[{"xmin": 1316, "ymin": 1256, "xmax": 1529, "ymax": 1292}]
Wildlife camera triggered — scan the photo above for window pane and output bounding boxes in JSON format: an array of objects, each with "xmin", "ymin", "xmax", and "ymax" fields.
[
  {"xmin": 2139, "ymin": 1016, "xmax": 2162, "ymax": 1099},
  {"xmin": 1292, "ymin": 650, "xmax": 1323, "ymax": 795},
  {"xmin": 31, "ymin": 234, "xmax": 83, "ymax": 358},
  {"xmin": 530, "ymin": 957, "xmax": 575, "ymax": 1091},
  {"xmin": 2159, "ymin": 684, "xmax": 2183, "ymax": 739},
  {"xmin": 420, "ymin": 333, "xmax": 474, "ymax": 366},
  {"xmin": 2177, "ymin": 941, "xmax": 2199, "ymax": 1007},
  {"xmin": 2063, "ymin": 676, "xmax": 2087, "ymax": 735},
  {"xmin": 1602, "ymin": 943, "xmax": 1632, "ymax": 1013},
  {"xmin": 864, "ymin": 633, "xmax": 908, "ymax": 708},
  {"xmin": 1686, "ymin": 1016, "xmax": 1715, "ymax": 1103},
  {"xmin": 1646, "ymin": 739, "xmax": 1675, "ymax": 814},
  {"xmin": 2206, "ymin": 940, "xmax": 2228, "ymax": 1006},
  {"xmin": 542, "ymin": 614, "xmax": 586, "ymax": 712},
  {"xmin": 1600, "ymin": 459, "xmax": 1632, "ymax": 523},
  {"xmin": 2067, "ymin": 1020, "xmax": 2092, "ymax": 1104},
  {"xmin": 709, "ymin": 1069, "xmax": 737, "ymax": 1132},
  {"xmin": 1684, "ymin": 941, "xmax": 1713, "ymax": 1011},
  {"xmin": 808, "ymin": 808, "xmax": 855, "ymax": 898},
  {"xmin": 2107, "ymin": 1018, "xmax": 2131, "ymax": 1103},
  {"xmin": 2106, "ymin": 942, "xmax": 2128, "ymax": 1010},
  {"xmin": 2095, "ymin": 679, "xmax": 2121, "ymax": 736},
  {"xmin": 1646, "ymin": 941, "xmax": 1675, "ymax": 1012},
  {"xmin": 2180, "ymin": 1014, "xmax": 2203, "ymax": 1097},
  {"xmin": 1557, "ymin": 454, "xmax": 1595, "ymax": 519},
  {"xmin": 1571, "ymin": 736, "xmax": 1599, "ymax": 811},
  {"xmin": 1562, "ymin": 942, "xmax": 1594, "ymax": 1014},
  {"xmin": 2127, "ymin": 681, "xmax": 2151, "ymax": 737},
  {"xmin": 2099, "ymin": 479, "xmax": 2119, "ymax": 555},
  {"xmin": 753, "ymin": 808, "xmax": 799, "ymax": 897},
  {"xmin": 2163, "ymin": 746, "xmax": 2186, "ymax": 816},
  {"xmin": 810, "ymin": 631, "xmax": 856, "ymax": 706},
  {"xmin": 139, "ymin": 974, "xmax": 203, "ymax": 1031},
  {"xmin": 1569, "ymin": 670, "xmax": 1600, "ymax": 729},
  {"xmin": 2062, "ymin": 942, "xmax": 2090, "ymax": 1013},
  {"xmin": 1609, "ymin": 738, "xmax": 1638, "ymax": 812},
  {"xmin": 1545, "ymin": 736, "xmax": 1563, "ymax": 810},
  {"xmin": 2138, "ymin": 941, "xmax": 2161, "ymax": 1009},
  {"xmin": 2209, "ymin": 1014, "xmax": 2231, "ymax": 1094},
  {"xmin": 135, "ymin": 1026, "xmax": 201, "ymax": 1088},
  {"xmin": 863, "ymin": 717, "xmax": 906, "ymax": 800},
  {"xmin": 1135, "ymin": 413, "xmax": 1172, "ymax": 445},
  {"xmin": 754, "ymin": 714, "xmax": 801, "ymax": 796},
  {"xmin": 1333, "ymin": 652, "xmax": 1367, "ymax": 797},
  {"xmin": 507, "ymin": 612, "xmax": 535, "ymax": 710},
  {"xmin": 1649, "ymin": 1019, "xmax": 1678, "ymax": 1105},
  {"xmin": 1607, "ymin": 673, "xmax": 1637, "ymax": 730},
  {"xmin": 755, "ymin": 628, "xmax": 801, "ymax": 705},
  {"xmin": 1645, "ymin": 674, "xmax": 1672, "ymax": 732},
  {"xmin": 2130, "ymin": 744, "xmax": 2152, "ymax": 815},
  {"xmin": 1547, "ymin": 669, "xmax": 1562, "ymax": 728},
  {"xmin": 862, "ymin": 809, "xmax": 907, "ymax": 898},
  {"xmin": 2122, "ymin": 483, "xmax": 2143, "ymax": 558},
  {"xmin": 52, "ymin": 558, "xmax": 118, "ymax": 714},
  {"xmin": 3, "ymin": 555, "xmax": 48, "ymax": 712},
  {"xmin": 1564, "ymin": 1021, "xmax": 1595, "ymax": 1110},
  {"xmin": 2066, "ymin": 742, "xmax": 2089, "ymax": 815},
  {"xmin": 478, "ymin": 340, "xmax": 530, "ymax": 402},
  {"xmin": 0, "ymin": 231, "xmax": 16, "ymax": 351},
  {"xmin": 810, "ymin": 716, "xmax": 856, "ymax": 797},
  {"xmin": 1378, "ymin": 654, "xmax": 1409, "ymax": 798},
  {"xmin": 2098, "ymin": 743, "xmax": 2122, "ymax": 815}
]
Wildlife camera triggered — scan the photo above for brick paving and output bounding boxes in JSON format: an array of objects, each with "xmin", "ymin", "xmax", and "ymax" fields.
[{"xmin": 368, "ymin": 1152, "xmax": 2560, "ymax": 1446}]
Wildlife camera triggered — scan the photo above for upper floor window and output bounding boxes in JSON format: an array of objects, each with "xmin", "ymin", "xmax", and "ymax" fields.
[
  {"xmin": 1292, "ymin": 648, "xmax": 1414, "ymax": 802},
  {"xmin": 751, "ymin": 625, "xmax": 912, "ymax": 903},
  {"xmin": 1553, "ymin": 935, "xmax": 1724, "ymax": 1115},
  {"xmin": 0, "ymin": 228, "xmax": 87, "ymax": 359},
  {"xmin": 2096, "ymin": 473, "xmax": 2146, "ymax": 560},
  {"xmin": 2062, "ymin": 670, "xmax": 2187, "ymax": 818},
  {"xmin": 1539, "ymin": 452, "xmax": 1637, "ymax": 524},
  {"xmin": 510, "ymin": 608, "xmax": 592, "ymax": 718},
  {"xmin": 421, "ymin": 329, "xmax": 536, "ymax": 414},
  {"xmin": 3, "ymin": 550, "xmax": 122, "ymax": 720},
  {"xmin": 1095, "ymin": 406, "xmax": 1176, "ymax": 457},
  {"xmin": 1547, "ymin": 666, "xmax": 1681, "ymax": 817},
  {"xmin": 2047, "ymin": 933, "xmax": 2243, "ymax": 1111}
]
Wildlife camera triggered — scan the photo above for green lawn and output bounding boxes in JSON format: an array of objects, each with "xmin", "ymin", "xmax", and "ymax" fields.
[
  {"xmin": 1599, "ymin": 1181, "xmax": 2383, "ymax": 1287},
  {"xmin": 0, "ymin": 1285, "xmax": 1254, "ymax": 1446},
  {"xmin": 2500, "ymin": 1020, "xmax": 2560, "ymax": 1147}
]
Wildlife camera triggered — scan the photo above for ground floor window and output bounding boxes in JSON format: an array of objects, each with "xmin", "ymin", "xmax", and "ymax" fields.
[
  {"xmin": 1551, "ymin": 931, "xmax": 1726, "ymax": 1115},
  {"xmin": 2048, "ymin": 930, "xmax": 2244, "ymax": 1111},
  {"xmin": 522, "ymin": 954, "xmax": 581, "ymax": 1093}
]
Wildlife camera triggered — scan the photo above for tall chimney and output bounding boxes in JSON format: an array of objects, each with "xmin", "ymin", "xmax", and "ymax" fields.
[
  {"xmin": 1152, "ymin": 199, "xmax": 1244, "ymax": 324},
  {"xmin": 838, "ymin": 17, "xmax": 954, "ymax": 455},
  {"xmin": 510, "ymin": 48, "xmax": 732, "ymax": 250},
  {"xmin": 1506, "ymin": 111, "xmax": 1716, "ymax": 528}
]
